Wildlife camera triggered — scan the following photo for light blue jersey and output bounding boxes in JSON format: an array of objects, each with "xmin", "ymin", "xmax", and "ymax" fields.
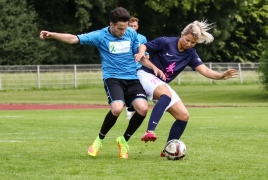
[
  {"xmin": 137, "ymin": 33, "xmax": 147, "ymax": 45},
  {"xmin": 136, "ymin": 33, "xmax": 148, "ymax": 69},
  {"xmin": 77, "ymin": 27, "xmax": 139, "ymax": 80}
]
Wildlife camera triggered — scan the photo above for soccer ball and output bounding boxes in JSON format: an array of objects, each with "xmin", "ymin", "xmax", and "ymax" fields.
[{"xmin": 164, "ymin": 139, "xmax": 187, "ymax": 160}]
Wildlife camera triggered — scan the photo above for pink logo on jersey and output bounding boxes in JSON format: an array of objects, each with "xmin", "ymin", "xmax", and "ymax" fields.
[{"xmin": 164, "ymin": 62, "xmax": 176, "ymax": 80}]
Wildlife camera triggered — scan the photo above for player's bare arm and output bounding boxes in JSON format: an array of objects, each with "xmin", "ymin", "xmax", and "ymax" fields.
[
  {"xmin": 134, "ymin": 44, "xmax": 147, "ymax": 62},
  {"xmin": 139, "ymin": 57, "xmax": 166, "ymax": 81},
  {"xmin": 40, "ymin": 31, "xmax": 79, "ymax": 44},
  {"xmin": 195, "ymin": 64, "xmax": 239, "ymax": 80}
]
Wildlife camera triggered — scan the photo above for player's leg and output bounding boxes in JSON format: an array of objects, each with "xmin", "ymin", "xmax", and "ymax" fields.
[
  {"xmin": 141, "ymin": 84, "xmax": 172, "ymax": 142},
  {"xmin": 98, "ymin": 78, "xmax": 126, "ymax": 137},
  {"xmin": 166, "ymin": 100, "xmax": 189, "ymax": 141},
  {"xmin": 123, "ymin": 79, "xmax": 148, "ymax": 141},
  {"xmin": 137, "ymin": 70, "xmax": 171, "ymax": 142},
  {"xmin": 88, "ymin": 78, "xmax": 125, "ymax": 157},
  {"xmin": 148, "ymin": 85, "xmax": 172, "ymax": 128},
  {"xmin": 160, "ymin": 99, "xmax": 189, "ymax": 157},
  {"xmin": 116, "ymin": 80, "xmax": 148, "ymax": 158}
]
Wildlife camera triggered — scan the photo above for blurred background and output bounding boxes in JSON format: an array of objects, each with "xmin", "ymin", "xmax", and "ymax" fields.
[{"xmin": 0, "ymin": 0, "xmax": 268, "ymax": 90}]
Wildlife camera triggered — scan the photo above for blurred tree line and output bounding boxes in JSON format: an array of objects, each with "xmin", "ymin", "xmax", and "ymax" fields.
[
  {"xmin": 258, "ymin": 40, "xmax": 268, "ymax": 90},
  {"xmin": 0, "ymin": 0, "xmax": 267, "ymax": 65}
]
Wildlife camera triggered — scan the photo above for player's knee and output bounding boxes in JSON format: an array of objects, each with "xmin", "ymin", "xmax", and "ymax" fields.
[
  {"xmin": 111, "ymin": 107, "xmax": 123, "ymax": 116},
  {"xmin": 176, "ymin": 112, "xmax": 189, "ymax": 122},
  {"xmin": 135, "ymin": 104, "xmax": 148, "ymax": 116},
  {"xmin": 182, "ymin": 112, "xmax": 190, "ymax": 121},
  {"xmin": 139, "ymin": 108, "xmax": 148, "ymax": 116}
]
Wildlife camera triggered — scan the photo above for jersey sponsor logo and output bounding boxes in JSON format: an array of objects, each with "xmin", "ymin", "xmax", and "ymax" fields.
[
  {"xmin": 109, "ymin": 41, "xmax": 130, "ymax": 54},
  {"xmin": 166, "ymin": 52, "xmax": 173, "ymax": 56},
  {"xmin": 164, "ymin": 62, "xmax": 176, "ymax": 81}
]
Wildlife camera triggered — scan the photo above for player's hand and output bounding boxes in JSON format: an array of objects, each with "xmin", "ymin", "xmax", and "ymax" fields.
[
  {"xmin": 153, "ymin": 68, "xmax": 166, "ymax": 81},
  {"xmin": 40, "ymin": 31, "xmax": 54, "ymax": 40},
  {"xmin": 220, "ymin": 69, "xmax": 239, "ymax": 80},
  {"xmin": 134, "ymin": 53, "xmax": 146, "ymax": 62}
]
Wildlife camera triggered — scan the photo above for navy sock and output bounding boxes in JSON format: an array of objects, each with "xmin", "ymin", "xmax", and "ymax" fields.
[
  {"xmin": 167, "ymin": 120, "xmax": 188, "ymax": 142},
  {"xmin": 147, "ymin": 94, "xmax": 171, "ymax": 131},
  {"xmin": 124, "ymin": 112, "xmax": 146, "ymax": 141},
  {"xmin": 99, "ymin": 110, "xmax": 118, "ymax": 139}
]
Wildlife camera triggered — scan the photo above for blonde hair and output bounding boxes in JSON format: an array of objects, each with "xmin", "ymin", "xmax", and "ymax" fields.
[{"xmin": 181, "ymin": 20, "xmax": 214, "ymax": 44}]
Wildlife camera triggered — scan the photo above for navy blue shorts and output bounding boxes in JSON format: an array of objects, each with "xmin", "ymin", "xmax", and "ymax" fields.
[{"xmin": 104, "ymin": 78, "xmax": 147, "ymax": 111}]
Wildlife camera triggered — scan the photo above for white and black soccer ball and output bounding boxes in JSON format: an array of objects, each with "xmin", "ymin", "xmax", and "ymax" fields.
[{"xmin": 164, "ymin": 139, "xmax": 187, "ymax": 160}]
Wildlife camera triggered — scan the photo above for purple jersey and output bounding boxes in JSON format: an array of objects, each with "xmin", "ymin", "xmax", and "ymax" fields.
[{"xmin": 141, "ymin": 37, "xmax": 203, "ymax": 83}]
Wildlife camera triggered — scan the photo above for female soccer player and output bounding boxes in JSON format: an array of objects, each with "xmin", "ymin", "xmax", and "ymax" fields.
[{"xmin": 134, "ymin": 20, "xmax": 239, "ymax": 156}]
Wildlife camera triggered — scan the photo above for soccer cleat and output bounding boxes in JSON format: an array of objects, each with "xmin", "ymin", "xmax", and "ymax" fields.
[
  {"xmin": 160, "ymin": 150, "xmax": 165, "ymax": 157},
  {"xmin": 116, "ymin": 136, "xmax": 129, "ymax": 159},
  {"xmin": 141, "ymin": 130, "xmax": 157, "ymax": 142},
  {"xmin": 88, "ymin": 136, "xmax": 103, "ymax": 157}
]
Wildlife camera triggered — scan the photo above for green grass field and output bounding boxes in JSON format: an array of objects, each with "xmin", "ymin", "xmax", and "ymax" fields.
[
  {"xmin": 0, "ymin": 84, "xmax": 268, "ymax": 180},
  {"xmin": 0, "ymin": 70, "xmax": 259, "ymax": 90},
  {"xmin": 0, "ymin": 84, "xmax": 268, "ymax": 106}
]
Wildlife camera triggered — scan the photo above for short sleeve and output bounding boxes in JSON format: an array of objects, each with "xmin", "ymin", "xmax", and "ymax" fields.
[
  {"xmin": 187, "ymin": 51, "xmax": 204, "ymax": 71},
  {"xmin": 144, "ymin": 37, "xmax": 166, "ymax": 53},
  {"xmin": 77, "ymin": 30, "xmax": 101, "ymax": 46}
]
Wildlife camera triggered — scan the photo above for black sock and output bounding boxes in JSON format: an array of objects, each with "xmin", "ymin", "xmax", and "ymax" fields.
[
  {"xmin": 99, "ymin": 110, "xmax": 118, "ymax": 140},
  {"xmin": 123, "ymin": 112, "xmax": 146, "ymax": 141},
  {"xmin": 167, "ymin": 120, "xmax": 188, "ymax": 142}
]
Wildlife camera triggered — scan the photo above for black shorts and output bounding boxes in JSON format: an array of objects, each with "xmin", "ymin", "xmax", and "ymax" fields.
[{"xmin": 104, "ymin": 78, "xmax": 147, "ymax": 111}]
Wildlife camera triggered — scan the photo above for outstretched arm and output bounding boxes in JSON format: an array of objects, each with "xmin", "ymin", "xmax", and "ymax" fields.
[
  {"xmin": 40, "ymin": 31, "xmax": 79, "ymax": 44},
  {"xmin": 195, "ymin": 64, "xmax": 239, "ymax": 80}
]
